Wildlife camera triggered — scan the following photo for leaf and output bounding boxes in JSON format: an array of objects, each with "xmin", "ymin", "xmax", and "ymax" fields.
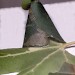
[
  {"xmin": 0, "ymin": 40, "xmax": 59, "ymax": 74},
  {"xmin": 0, "ymin": 40, "xmax": 75, "ymax": 75},
  {"xmin": 17, "ymin": 44, "xmax": 75, "ymax": 75},
  {"xmin": 23, "ymin": 11, "xmax": 49, "ymax": 47},
  {"xmin": 23, "ymin": 1, "xmax": 65, "ymax": 46},
  {"xmin": 18, "ymin": 50, "xmax": 65, "ymax": 75},
  {"xmin": 30, "ymin": 1, "xmax": 65, "ymax": 43}
]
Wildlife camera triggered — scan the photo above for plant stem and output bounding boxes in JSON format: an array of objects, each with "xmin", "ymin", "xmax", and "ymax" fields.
[{"xmin": 62, "ymin": 41, "xmax": 75, "ymax": 49}]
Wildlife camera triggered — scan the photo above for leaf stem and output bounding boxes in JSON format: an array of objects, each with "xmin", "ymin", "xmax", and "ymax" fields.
[{"xmin": 62, "ymin": 41, "xmax": 75, "ymax": 49}]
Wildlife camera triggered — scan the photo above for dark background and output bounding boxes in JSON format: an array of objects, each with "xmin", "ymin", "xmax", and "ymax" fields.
[{"xmin": 0, "ymin": 0, "xmax": 75, "ymax": 8}]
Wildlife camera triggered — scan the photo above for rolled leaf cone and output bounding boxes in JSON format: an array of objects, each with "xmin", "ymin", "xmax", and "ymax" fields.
[
  {"xmin": 30, "ymin": 1, "xmax": 65, "ymax": 43},
  {"xmin": 23, "ymin": 1, "xmax": 65, "ymax": 47},
  {"xmin": 23, "ymin": 11, "xmax": 49, "ymax": 47}
]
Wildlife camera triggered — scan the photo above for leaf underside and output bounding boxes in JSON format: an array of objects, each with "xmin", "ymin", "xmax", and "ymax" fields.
[
  {"xmin": 17, "ymin": 47, "xmax": 75, "ymax": 75},
  {"xmin": 0, "ymin": 40, "xmax": 75, "ymax": 75}
]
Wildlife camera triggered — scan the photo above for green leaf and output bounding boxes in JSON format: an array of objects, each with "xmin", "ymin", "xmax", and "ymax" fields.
[
  {"xmin": 17, "ymin": 45, "xmax": 75, "ymax": 75},
  {"xmin": 0, "ymin": 40, "xmax": 59, "ymax": 74},
  {"xmin": 23, "ymin": 1, "xmax": 65, "ymax": 46},
  {"xmin": 18, "ymin": 50, "xmax": 75, "ymax": 75},
  {"xmin": 30, "ymin": 1, "xmax": 65, "ymax": 43},
  {"xmin": 23, "ymin": 12, "xmax": 49, "ymax": 47},
  {"xmin": 18, "ymin": 50, "xmax": 65, "ymax": 75},
  {"xmin": 0, "ymin": 40, "xmax": 75, "ymax": 75}
]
